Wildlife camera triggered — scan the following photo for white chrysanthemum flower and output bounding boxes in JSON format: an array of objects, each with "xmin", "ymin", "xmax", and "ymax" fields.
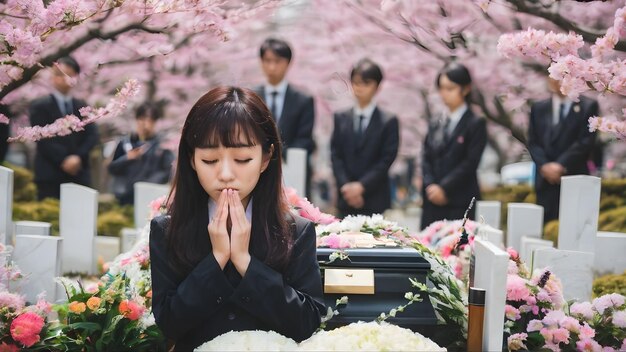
[
  {"xmin": 195, "ymin": 330, "xmax": 297, "ymax": 351},
  {"xmin": 298, "ymin": 321, "xmax": 445, "ymax": 351}
]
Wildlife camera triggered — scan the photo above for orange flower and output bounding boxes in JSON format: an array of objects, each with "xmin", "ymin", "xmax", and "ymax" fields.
[
  {"xmin": 68, "ymin": 301, "xmax": 86, "ymax": 314},
  {"xmin": 86, "ymin": 297, "xmax": 101, "ymax": 310},
  {"xmin": 118, "ymin": 299, "xmax": 145, "ymax": 320}
]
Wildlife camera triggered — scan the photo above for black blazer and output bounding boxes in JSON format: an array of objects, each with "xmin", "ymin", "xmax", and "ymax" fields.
[
  {"xmin": 527, "ymin": 95, "xmax": 598, "ymax": 191},
  {"xmin": 253, "ymin": 85, "xmax": 315, "ymax": 155},
  {"xmin": 149, "ymin": 214, "xmax": 325, "ymax": 351},
  {"xmin": 422, "ymin": 109, "xmax": 487, "ymax": 210},
  {"xmin": 108, "ymin": 134, "xmax": 174, "ymax": 205},
  {"xmin": 330, "ymin": 107, "xmax": 399, "ymax": 215},
  {"xmin": 28, "ymin": 94, "xmax": 99, "ymax": 185}
]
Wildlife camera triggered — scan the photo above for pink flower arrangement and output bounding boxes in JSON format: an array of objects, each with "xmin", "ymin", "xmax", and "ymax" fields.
[
  {"xmin": 506, "ymin": 271, "xmax": 626, "ymax": 352},
  {"xmin": 10, "ymin": 311, "xmax": 44, "ymax": 347},
  {"xmin": 318, "ymin": 233, "xmax": 352, "ymax": 249},
  {"xmin": 284, "ymin": 187, "xmax": 337, "ymax": 225},
  {"xmin": 148, "ymin": 195, "xmax": 168, "ymax": 220},
  {"xmin": 0, "ymin": 291, "xmax": 25, "ymax": 311}
]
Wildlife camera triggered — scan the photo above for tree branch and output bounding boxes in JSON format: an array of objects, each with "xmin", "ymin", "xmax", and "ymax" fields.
[
  {"xmin": 0, "ymin": 22, "xmax": 163, "ymax": 100},
  {"xmin": 474, "ymin": 88, "xmax": 527, "ymax": 145},
  {"xmin": 506, "ymin": 0, "xmax": 626, "ymax": 51}
]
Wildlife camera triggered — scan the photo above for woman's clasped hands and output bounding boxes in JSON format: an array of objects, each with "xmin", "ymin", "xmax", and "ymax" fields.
[{"xmin": 208, "ymin": 189, "xmax": 252, "ymax": 275}]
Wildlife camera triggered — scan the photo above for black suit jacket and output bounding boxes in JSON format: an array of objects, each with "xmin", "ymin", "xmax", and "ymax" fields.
[
  {"xmin": 253, "ymin": 85, "xmax": 315, "ymax": 155},
  {"xmin": 331, "ymin": 107, "xmax": 399, "ymax": 215},
  {"xmin": 28, "ymin": 94, "xmax": 99, "ymax": 185},
  {"xmin": 528, "ymin": 95, "xmax": 598, "ymax": 190},
  {"xmin": 421, "ymin": 109, "xmax": 487, "ymax": 228},
  {"xmin": 149, "ymin": 214, "xmax": 324, "ymax": 351},
  {"xmin": 108, "ymin": 134, "xmax": 175, "ymax": 205},
  {"xmin": 527, "ymin": 95, "xmax": 598, "ymax": 221}
]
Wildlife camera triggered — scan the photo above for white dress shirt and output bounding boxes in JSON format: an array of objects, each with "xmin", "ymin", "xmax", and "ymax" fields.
[
  {"xmin": 445, "ymin": 103, "xmax": 468, "ymax": 136},
  {"xmin": 552, "ymin": 95, "xmax": 572, "ymax": 125},
  {"xmin": 353, "ymin": 101, "xmax": 377, "ymax": 133},
  {"xmin": 52, "ymin": 90, "xmax": 73, "ymax": 116}
]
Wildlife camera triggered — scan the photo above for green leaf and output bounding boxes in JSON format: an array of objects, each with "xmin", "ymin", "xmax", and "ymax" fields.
[{"xmin": 67, "ymin": 321, "xmax": 102, "ymax": 334}]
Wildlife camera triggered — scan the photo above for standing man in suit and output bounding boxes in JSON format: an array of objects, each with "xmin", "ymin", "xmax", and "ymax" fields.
[
  {"xmin": 331, "ymin": 58, "xmax": 399, "ymax": 217},
  {"xmin": 421, "ymin": 63, "xmax": 487, "ymax": 229},
  {"xmin": 29, "ymin": 56, "xmax": 99, "ymax": 200},
  {"xmin": 527, "ymin": 77, "xmax": 599, "ymax": 223},
  {"xmin": 254, "ymin": 38, "xmax": 315, "ymax": 198}
]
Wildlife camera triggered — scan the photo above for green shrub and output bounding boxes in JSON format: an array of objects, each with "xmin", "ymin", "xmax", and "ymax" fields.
[
  {"xmin": 1, "ymin": 162, "xmax": 36, "ymax": 202},
  {"xmin": 483, "ymin": 179, "xmax": 626, "ymax": 234},
  {"xmin": 600, "ymin": 179, "xmax": 626, "ymax": 199},
  {"xmin": 597, "ymin": 206, "xmax": 626, "ymax": 233},
  {"xmin": 593, "ymin": 271, "xmax": 626, "ymax": 297},
  {"xmin": 599, "ymin": 195, "xmax": 626, "ymax": 211},
  {"xmin": 13, "ymin": 198, "xmax": 134, "ymax": 238},
  {"xmin": 97, "ymin": 210, "xmax": 133, "ymax": 237},
  {"xmin": 12, "ymin": 198, "xmax": 60, "ymax": 235},
  {"xmin": 543, "ymin": 220, "xmax": 559, "ymax": 246}
]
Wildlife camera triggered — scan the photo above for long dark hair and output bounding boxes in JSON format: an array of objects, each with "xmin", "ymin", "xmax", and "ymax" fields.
[{"xmin": 166, "ymin": 86, "xmax": 292, "ymax": 275}]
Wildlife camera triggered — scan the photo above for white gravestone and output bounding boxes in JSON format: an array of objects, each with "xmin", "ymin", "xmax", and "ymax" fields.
[
  {"xmin": 0, "ymin": 166, "xmax": 14, "ymax": 245},
  {"xmin": 507, "ymin": 203, "xmax": 544, "ymax": 251},
  {"xmin": 14, "ymin": 221, "xmax": 51, "ymax": 237},
  {"xmin": 557, "ymin": 176, "xmax": 601, "ymax": 253},
  {"xmin": 533, "ymin": 248, "xmax": 594, "ymax": 302},
  {"xmin": 95, "ymin": 236, "xmax": 121, "ymax": 266},
  {"xmin": 60, "ymin": 183, "xmax": 98, "ymax": 274},
  {"xmin": 121, "ymin": 227, "xmax": 140, "ymax": 253},
  {"xmin": 476, "ymin": 201, "xmax": 501, "ymax": 229},
  {"xmin": 283, "ymin": 148, "xmax": 307, "ymax": 199},
  {"xmin": 134, "ymin": 182, "xmax": 169, "ymax": 230},
  {"xmin": 520, "ymin": 236, "xmax": 553, "ymax": 268},
  {"xmin": 13, "ymin": 235, "xmax": 63, "ymax": 303},
  {"xmin": 473, "ymin": 238, "xmax": 509, "ymax": 352},
  {"xmin": 476, "ymin": 224, "xmax": 504, "ymax": 248},
  {"xmin": 594, "ymin": 232, "xmax": 626, "ymax": 276}
]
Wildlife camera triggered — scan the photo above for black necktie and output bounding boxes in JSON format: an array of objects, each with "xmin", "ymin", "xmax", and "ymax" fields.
[
  {"xmin": 66, "ymin": 99, "xmax": 73, "ymax": 116},
  {"xmin": 438, "ymin": 118, "xmax": 450, "ymax": 146},
  {"xmin": 355, "ymin": 114, "xmax": 365, "ymax": 145},
  {"xmin": 270, "ymin": 91, "xmax": 278, "ymax": 120},
  {"xmin": 558, "ymin": 103, "xmax": 567, "ymax": 123}
]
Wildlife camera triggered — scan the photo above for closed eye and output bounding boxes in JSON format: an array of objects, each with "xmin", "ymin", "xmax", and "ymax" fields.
[
  {"xmin": 236, "ymin": 158, "xmax": 253, "ymax": 164},
  {"xmin": 202, "ymin": 159, "xmax": 218, "ymax": 165}
]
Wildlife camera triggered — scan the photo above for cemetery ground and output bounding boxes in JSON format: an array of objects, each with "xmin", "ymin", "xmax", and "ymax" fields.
[{"xmin": 1, "ymin": 162, "xmax": 626, "ymax": 351}]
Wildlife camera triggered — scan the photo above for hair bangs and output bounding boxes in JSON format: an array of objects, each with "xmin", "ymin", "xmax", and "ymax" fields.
[{"xmin": 188, "ymin": 99, "xmax": 265, "ymax": 150}]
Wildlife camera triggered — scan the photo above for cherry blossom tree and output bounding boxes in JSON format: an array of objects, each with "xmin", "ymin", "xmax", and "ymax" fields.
[
  {"xmin": 498, "ymin": 1, "xmax": 626, "ymax": 140},
  {"xmin": 0, "ymin": 0, "xmax": 279, "ymax": 139}
]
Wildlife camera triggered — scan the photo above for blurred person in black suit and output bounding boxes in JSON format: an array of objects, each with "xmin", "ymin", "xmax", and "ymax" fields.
[
  {"xmin": 527, "ymin": 77, "xmax": 598, "ymax": 223},
  {"xmin": 421, "ymin": 63, "xmax": 487, "ymax": 229},
  {"xmin": 253, "ymin": 38, "xmax": 315, "ymax": 198},
  {"xmin": 331, "ymin": 58, "xmax": 399, "ymax": 217},
  {"xmin": 29, "ymin": 56, "xmax": 99, "ymax": 200}
]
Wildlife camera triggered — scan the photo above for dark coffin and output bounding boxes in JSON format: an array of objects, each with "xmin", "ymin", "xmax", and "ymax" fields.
[{"xmin": 317, "ymin": 247, "xmax": 438, "ymax": 333}]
